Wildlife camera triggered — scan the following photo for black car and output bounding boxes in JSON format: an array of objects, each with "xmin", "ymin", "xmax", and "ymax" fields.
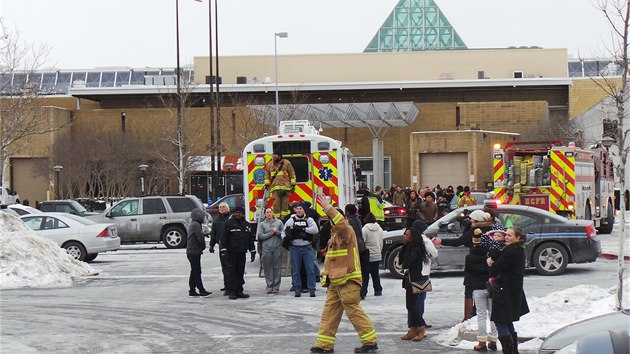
[
  {"xmin": 356, "ymin": 197, "xmax": 406, "ymax": 231},
  {"xmin": 381, "ymin": 204, "xmax": 600, "ymax": 278}
]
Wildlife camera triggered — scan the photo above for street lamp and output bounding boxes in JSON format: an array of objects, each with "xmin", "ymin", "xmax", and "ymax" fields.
[
  {"xmin": 138, "ymin": 164, "xmax": 149, "ymax": 195},
  {"xmin": 274, "ymin": 31, "xmax": 288, "ymax": 134},
  {"xmin": 52, "ymin": 165, "xmax": 63, "ymax": 199}
]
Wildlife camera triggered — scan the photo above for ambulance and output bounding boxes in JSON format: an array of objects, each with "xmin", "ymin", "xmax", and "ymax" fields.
[
  {"xmin": 242, "ymin": 120, "xmax": 358, "ymax": 223},
  {"xmin": 492, "ymin": 140, "xmax": 615, "ymax": 233}
]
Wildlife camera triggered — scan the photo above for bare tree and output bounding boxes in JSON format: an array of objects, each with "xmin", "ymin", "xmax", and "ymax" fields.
[
  {"xmin": 149, "ymin": 82, "xmax": 207, "ymax": 194},
  {"xmin": 0, "ymin": 24, "xmax": 68, "ymax": 202},
  {"xmin": 595, "ymin": 0, "xmax": 629, "ymax": 311}
]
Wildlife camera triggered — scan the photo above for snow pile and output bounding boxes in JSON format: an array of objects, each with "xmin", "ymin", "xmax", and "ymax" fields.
[
  {"xmin": 0, "ymin": 212, "xmax": 98, "ymax": 289},
  {"xmin": 435, "ymin": 281, "xmax": 630, "ymax": 352}
]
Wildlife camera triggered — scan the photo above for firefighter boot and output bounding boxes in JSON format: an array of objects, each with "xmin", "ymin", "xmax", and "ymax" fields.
[{"xmin": 400, "ymin": 327, "xmax": 419, "ymax": 340}]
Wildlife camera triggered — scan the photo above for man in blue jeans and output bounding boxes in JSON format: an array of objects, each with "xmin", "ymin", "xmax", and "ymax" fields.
[{"xmin": 283, "ymin": 203, "xmax": 319, "ymax": 297}]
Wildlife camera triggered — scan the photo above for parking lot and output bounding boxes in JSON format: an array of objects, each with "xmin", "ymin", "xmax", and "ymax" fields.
[{"xmin": 1, "ymin": 232, "xmax": 626, "ymax": 354}]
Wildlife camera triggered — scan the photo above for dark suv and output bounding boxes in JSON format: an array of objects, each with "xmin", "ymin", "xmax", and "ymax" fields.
[
  {"xmin": 38, "ymin": 200, "xmax": 98, "ymax": 216},
  {"xmin": 86, "ymin": 195, "xmax": 210, "ymax": 248}
]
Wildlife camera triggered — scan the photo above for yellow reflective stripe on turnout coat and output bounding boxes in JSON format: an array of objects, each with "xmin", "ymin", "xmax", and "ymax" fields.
[{"xmin": 320, "ymin": 206, "xmax": 362, "ymax": 287}]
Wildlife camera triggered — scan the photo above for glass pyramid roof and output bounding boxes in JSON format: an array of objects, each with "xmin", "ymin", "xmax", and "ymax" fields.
[{"xmin": 364, "ymin": 0, "xmax": 467, "ymax": 52}]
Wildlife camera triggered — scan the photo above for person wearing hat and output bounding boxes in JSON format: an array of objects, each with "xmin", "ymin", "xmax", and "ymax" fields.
[
  {"xmin": 466, "ymin": 228, "xmax": 498, "ymax": 351},
  {"xmin": 432, "ymin": 209, "xmax": 494, "ymax": 323},
  {"xmin": 265, "ymin": 150, "xmax": 296, "ymax": 220},
  {"xmin": 282, "ymin": 202, "xmax": 319, "ymax": 297},
  {"xmin": 483, "ymin": 227, "xmax": 508, "ymax": 261},
  {"xmin": 219, "ymin": 206, "xmax": 256, "ymax": 300},
  {"xmin": 458, "ymin": 186, "xmax": 478, "ymax": 208}
]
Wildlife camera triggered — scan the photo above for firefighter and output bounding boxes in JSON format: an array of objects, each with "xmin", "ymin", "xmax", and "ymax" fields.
[
  {"xmin": 311, "ymin": 195, "xmax": 378, "ymax": 354},
  {"xmin": 265, "ymin": 151, "xmax": 296, "ymax": 219}
]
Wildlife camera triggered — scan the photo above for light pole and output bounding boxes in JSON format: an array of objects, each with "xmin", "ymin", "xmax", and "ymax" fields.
[
  {"xmin": 600, "ymin": 135, "xmax": 625, "ymax": 311},
  {"xmin": 274, "ymin": 32, "xmax": 288, "ymax": 134},
  {"xmin": 138, "ymin": 164, "xmax": 149, "ymax": 196},
  {"xmin": 52, "ymin": 165, "xmax": 63, "ymax": 199}
]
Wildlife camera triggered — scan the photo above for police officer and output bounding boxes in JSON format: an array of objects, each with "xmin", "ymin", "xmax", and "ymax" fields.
[
  {"xmin": 283, "ymin": 203, "xmax": 319, "ymax": 297},
  {"xmin": 220, "ymin": 206, "xmax": 256, "ymax": 300}
]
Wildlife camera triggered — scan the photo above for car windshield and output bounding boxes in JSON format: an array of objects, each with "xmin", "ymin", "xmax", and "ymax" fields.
[
  {"xmin": 426, "ymin": 206, "xmax": 483, "ymax": 232},
  {"xmin": 68, "ymin": 201, "xmax": 89, "ymax": 214}
]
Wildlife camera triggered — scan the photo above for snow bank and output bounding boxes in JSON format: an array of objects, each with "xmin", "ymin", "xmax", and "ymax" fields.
[
  {"xmin": 435, "ymin": 281, "xmax": 630, "ymax": 351},
  {"xmin": 0, "ymin": 212, "xmax": 98, "ymax": 289}
]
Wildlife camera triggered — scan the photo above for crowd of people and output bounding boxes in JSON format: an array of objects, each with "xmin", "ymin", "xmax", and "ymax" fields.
[{"xmin": 185, "ymin": 164, "xmax": 527, "ymax": 354}]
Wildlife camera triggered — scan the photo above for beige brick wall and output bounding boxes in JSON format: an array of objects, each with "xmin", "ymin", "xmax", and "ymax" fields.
[{"xmin": 570, "ymin": 77, "xmax": 620, "ymax": 118}]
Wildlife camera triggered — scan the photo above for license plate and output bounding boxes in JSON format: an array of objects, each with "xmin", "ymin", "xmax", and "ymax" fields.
[{"xmin": 395, "ymin": 218, "xmax": 402, "ymax": 223}]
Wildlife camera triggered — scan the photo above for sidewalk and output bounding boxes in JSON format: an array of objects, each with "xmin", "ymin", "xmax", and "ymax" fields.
[{"xmin": 599, "ymin": 212, "xmax": 630, "ymax": 261}]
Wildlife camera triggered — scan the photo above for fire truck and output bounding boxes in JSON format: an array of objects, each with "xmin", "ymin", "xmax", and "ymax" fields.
[
  {"xmin": 492, "ymin": 141, "xmax": 615, "ymax": 234},
  {"xmin": 242, "ymin": 120, "xmax": 358, "ymax": 223}
]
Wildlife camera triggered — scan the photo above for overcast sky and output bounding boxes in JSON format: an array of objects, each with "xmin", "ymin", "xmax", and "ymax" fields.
[{"xmin": 0, "ymin": 0, "xmax": 615, "ymax": 69}]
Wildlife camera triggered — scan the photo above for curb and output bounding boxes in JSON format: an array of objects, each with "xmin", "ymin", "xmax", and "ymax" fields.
[
  {"xmin": 599, "ymin": 252, "xmax": 630, "ymax": 261},
  {"xmin": 458, "ymin": 328, "xmax": 535, "ymax": 343}
]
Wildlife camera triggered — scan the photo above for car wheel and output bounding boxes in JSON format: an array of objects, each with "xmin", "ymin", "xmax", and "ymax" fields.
[
  {"xmin": 64, "ymin": 241, "xmax": 87, "ymax": 262},
  {"xmin": 533, "ymin": 242, "xmax": 569, "ymax": 276},
  {"xmin": 162, "ymin": 226, "xmax": 186, "ymax": 249},
  {"xmin": 597, "ymin": 202, "xmax": 614, "ymax": 235},
  {"xmin": 84, "ymin": 254, "xmax": 98, "ymax": 262},
  {"xmin": 387, "ymin": 246, "xmax": 404, "ymax": 279}
]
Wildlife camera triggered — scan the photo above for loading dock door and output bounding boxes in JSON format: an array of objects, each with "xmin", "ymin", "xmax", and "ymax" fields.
[{"xmin": 420, "ymin": 153, "xmax": 468, "ymax": 188}]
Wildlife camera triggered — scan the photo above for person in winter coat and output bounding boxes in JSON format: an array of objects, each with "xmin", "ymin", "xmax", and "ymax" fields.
[
  {"xmin": 392, "ymin": 185, "xmax": 407, "ymax": 206},
  {"xmin": 435, "ymin": 191, "xmax": 451, "ymax": 217},
  {"xmin": 487, "ymin": 227, "xmax": 530, "ymax": 354},
  {"xmin": 466, "ymin": 229, "xmax": 498, "ymax": 352},
  {"xmin": 209, "ymin": 202, "xmax": 231, "ymax": 294},
  {"xmin": 457, "ymin": 186, "xmax": 478, "ymax": 208},
  {"xmin": 311, "ymin": 195, "xmax": 378, "ymax": 354},
  {"xmin": 265, "ymin": 151, "xmax": 296, "ymax": 219},
  {"xmin": 346, "ymin": 204, "xmax": 369, "ymax": 299},
  {"xmin": 257, "ymin": 207, "xmax": 284, "ymax": 294},
  {"xmin": 432, "ymin": 209, "xmax": 494, "ymax": 322},
  {"xmin": 398, "ymin": 226, "xmax": 435, "ymax": 342},
  {"xmin": 418, "ymin": 192, "xmax": 438, "ymax": 225},
  {"xmin": 482, "ymin": 227, "xmax": 508, "ymax": 261},
  {"xmin": 220, "ymin": 206, "xmax": 256, "ymax": 300},
  {"xmin": 186, "ymin": 208, "xmax": 212, "ymax": 297},
  {"xmin": 405, "ymin": 190, "xmax": 422, "ymax": 228},
  {"xmin": 361, "ymin": 213, "xmax": 384, "ymax": 298}
]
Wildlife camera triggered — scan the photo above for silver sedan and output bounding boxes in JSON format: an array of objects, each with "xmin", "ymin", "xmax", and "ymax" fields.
[{"xmin": 20, "ymin": 212, "xmax": 120, "ymax": 262}]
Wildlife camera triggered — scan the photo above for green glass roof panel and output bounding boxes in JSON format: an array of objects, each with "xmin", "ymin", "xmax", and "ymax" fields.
[{"xmin": 364, "ymin": 0, "xmax": 467, "ymax": 52}]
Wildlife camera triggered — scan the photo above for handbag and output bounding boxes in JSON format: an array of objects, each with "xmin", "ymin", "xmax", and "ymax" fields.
[{"xmin": 409, "ymin": 273, "xmax": 433, "ymax": 294}]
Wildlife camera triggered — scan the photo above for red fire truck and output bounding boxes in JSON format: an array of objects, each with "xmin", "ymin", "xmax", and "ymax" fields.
[{"xmin": 492, "ymin": 141, "xmax": 615, "ymax": 234}]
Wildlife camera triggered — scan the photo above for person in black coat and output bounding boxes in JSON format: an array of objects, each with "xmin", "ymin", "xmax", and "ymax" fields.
[
  {"xmin": 487, "ymin": 227, "xmax": 530, "ymax": 354},
  {"xmin": 220, "ymin": 206, "xmax": 256, "ymax": 300},
  {"xmin": 345, "ymin": 203, "xmax": 369, "ymax": 299},
  {"xmin": 186, "ymin": 208, "xmax": 211, "ymax": 297},
  {"xmin": 465, "ymin": 229, "xmax": 498, "ymax": 351}
]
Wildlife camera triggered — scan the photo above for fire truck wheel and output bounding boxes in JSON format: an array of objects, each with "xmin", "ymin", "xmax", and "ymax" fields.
[
  {"xmin": 387, "ymin": 246, "xmax": 404, "ymax": 279},
  {"xmin": 533, "ymin": 242, "xmax": 568, "ymax": 276},
  {"xmin": 597, "ymin": 203, "xmax": 614, "ymax": 235}
]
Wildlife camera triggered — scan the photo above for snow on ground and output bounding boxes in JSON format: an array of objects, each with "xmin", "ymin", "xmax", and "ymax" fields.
[
  {"xmin": 0, "ymin": 212, "xmax": 98, "ymax": 289},
  {"xmin": 0, "ymin": 210, "xmax": 628, "ymax": 352},
  {"xmin": 434, "ymin": 281, "xmax": 630, "ymax": 352}
]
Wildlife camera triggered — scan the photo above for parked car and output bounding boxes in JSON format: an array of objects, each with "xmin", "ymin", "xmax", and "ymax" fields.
[
  {"xmin": 0, "ymin": 186, "xmax": 20, "ymax": 205},
  {"xmin": 0, "ymin": 205, "xmax": 20, "ymax": 217},
  {"xmin": 538, "ymin": 309, "xmax": 629, "ymax": 354},
  {"xmin": 8, "ymin": 204, "xmax": 43, "ymax": 215},
  {"xmin": 20, "ymin": 212, "xmax": 120, "ymax": 262},
  {"xmin": 381, "ymin": 204, "xmax": 600, "ymax": 278},
  {"xmin": 38, "ymin": 200, "xmax": 99, "ymax": 216},
  {"xmin": 356, "ymin": 197, "xmax": 406, "ymax": 231},
  {"xmin": 206, "ymin": 193, "xmax": 245, "ymax": 220},
  {"xmin": 86, "ymin": 195, "xmax": 210, "ymax": 249}
]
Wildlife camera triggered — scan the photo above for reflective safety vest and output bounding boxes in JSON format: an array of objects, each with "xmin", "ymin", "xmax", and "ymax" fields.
[{"xmin": 368, "ymin": 197, "xmax": 385, "ymax": 221}]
